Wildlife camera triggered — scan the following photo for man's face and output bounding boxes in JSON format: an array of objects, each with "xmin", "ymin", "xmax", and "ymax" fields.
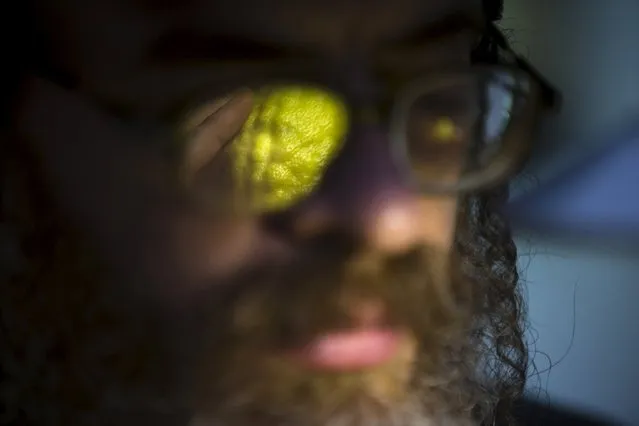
[{"xmin": 9, "ymin": 0, "xmax": 498, "ymax": 425}]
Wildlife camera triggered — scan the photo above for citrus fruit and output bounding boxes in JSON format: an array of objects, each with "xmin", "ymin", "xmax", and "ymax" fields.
[{"xmin": 232, "ymin": 86, "xmax": 348, "ymax": 211}]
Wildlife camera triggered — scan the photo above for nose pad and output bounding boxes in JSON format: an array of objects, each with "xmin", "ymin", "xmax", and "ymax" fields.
[{"xmin": 263, "ymin": 126, "xmax": 425, "ymax": 254}]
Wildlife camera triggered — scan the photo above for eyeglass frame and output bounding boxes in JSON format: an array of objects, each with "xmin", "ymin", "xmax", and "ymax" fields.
[
  {"xmin": 28, "ymin": 26, "xmax": 561, "ymax": 202},
  {"xmin": 175, "ymin": 63, "xmax": 553, "ymax": 211}
]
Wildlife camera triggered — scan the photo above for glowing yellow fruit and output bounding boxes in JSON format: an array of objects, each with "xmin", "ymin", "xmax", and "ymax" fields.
[{"xmin": 232, "ymin": 87, "xmax": 348, "ymax": 211}]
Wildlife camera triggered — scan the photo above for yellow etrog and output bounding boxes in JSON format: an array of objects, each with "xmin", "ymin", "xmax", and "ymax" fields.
[{"xmin": 233, "ymin": 86, "xmax": 348, "ymax": 211}]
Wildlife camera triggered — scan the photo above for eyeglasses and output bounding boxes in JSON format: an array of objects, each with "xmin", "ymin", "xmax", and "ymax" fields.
[
  {"xmin": 34, "ymin": 46, "xmax": 558, "ymax": 215},
  {"xmin": 178, "ymin": 65, "xmax": 552, "ymax": 213}
]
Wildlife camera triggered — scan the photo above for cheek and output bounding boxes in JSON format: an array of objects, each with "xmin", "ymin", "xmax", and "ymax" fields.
[
  {"xmin": 170, "ymin": 218, "xmax": 257, "ymax": 284},
  {"xmin": 415, "ymin": 197, "xmax": 459, "ymax": 249},
  {"xmin": 162, "ymin": 215, "xmax": 284, "ymax": 302}
]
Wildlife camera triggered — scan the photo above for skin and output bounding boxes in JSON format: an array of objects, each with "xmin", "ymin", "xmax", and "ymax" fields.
[
  {"xmin": 18, "ymin": 0, "xmax": 483, "ymax": 300},
  {"xmin": 2, "ymin": 0, "xmax": 506, "ymax": 425}
]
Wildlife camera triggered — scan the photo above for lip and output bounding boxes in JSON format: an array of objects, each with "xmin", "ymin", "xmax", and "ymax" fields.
[{"xmin": 283, "ymin": 328, "xmax": 405, "ymax": 372}]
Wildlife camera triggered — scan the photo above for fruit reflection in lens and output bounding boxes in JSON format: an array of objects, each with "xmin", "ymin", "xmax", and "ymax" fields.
[
  {"xmin": 404, "ymin": 91, "xmax": 472, "ymax": 186},
  {"xmin": 400, "ymin": 72, "xmax": 519, "ymax": 190},
  {"xmin": 231, "ymin": 86, "xmax": 349, "ymax": 212}
]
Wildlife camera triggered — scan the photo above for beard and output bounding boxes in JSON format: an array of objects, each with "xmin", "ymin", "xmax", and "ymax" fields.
[
  {"xmin": 0, "ymin": 224, "xmax": 493, "ymax": 426},
  {"xmin": 0, "ymin": 149, "xmax": 514, "ymax": 426},
  {"xmin": 188, "ymin": 236, "xmax": 488, "ymax": 426}
]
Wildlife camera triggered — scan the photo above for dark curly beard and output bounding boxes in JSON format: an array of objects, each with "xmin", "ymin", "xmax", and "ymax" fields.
[
  {"xmin": 188, "ymin": 240, "xmax": 482, "ymax": 425},
  {"xmin": 0, "ymin": 138, "xmax": 525, "ymax": 426}
]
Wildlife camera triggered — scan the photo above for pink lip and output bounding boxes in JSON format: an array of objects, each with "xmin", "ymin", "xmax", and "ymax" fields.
[{"xmin": 284, "ymin": 329, "xmax": 403, "ymax": 371}]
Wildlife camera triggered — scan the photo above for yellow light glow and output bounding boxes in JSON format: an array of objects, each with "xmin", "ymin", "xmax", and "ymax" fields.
[
  {"xmin": 232, "ymin": 87, "xmax": 348, "ymax": 211},
  {"xmin": 431, "ymin": 117, "xmax": 458, "ymax": 143}
]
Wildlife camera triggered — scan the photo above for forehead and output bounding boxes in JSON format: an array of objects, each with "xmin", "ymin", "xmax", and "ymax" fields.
[
  {"xmin": 34, "ymin": 0, "xmax": 485, "ymax": 114},
  {"xmin": 42, "ymin": 0, "xmax": 483, "ymax": 56},
  {"xmin": 177, "ymin": 0, "xmax": 483, "ymax": 51}
]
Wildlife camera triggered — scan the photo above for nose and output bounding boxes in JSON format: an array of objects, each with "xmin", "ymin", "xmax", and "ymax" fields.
[{"xmin": 265, "ymin": 125, "xmax": 425, "ymax": 254}]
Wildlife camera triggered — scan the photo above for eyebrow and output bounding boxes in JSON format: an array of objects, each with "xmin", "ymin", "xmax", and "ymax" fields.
[
  {"xmin": 149, "ymin": 31, "xmax": 302, "ymax": 63},
  {"xmin": 150, "ymin": 9, "xmax": 486, "ymax": 64}
]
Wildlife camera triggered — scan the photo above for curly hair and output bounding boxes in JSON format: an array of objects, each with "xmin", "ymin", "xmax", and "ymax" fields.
[
  {"xmin": 463, "ymin": 0, "xmax": 528, "ymax": 423},
  {"xmin": 0, "ymin": 1, "xmax": 528, "ymax": 425}
]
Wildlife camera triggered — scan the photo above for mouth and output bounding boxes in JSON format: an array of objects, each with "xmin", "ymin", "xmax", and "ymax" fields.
[
  {"xmin": 283, "ymin": 328, "xmax": 411, "ymax": 372},
  {"xmin": 193, "ymin": 310, "xmax": 419, "ymax": 419}
]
